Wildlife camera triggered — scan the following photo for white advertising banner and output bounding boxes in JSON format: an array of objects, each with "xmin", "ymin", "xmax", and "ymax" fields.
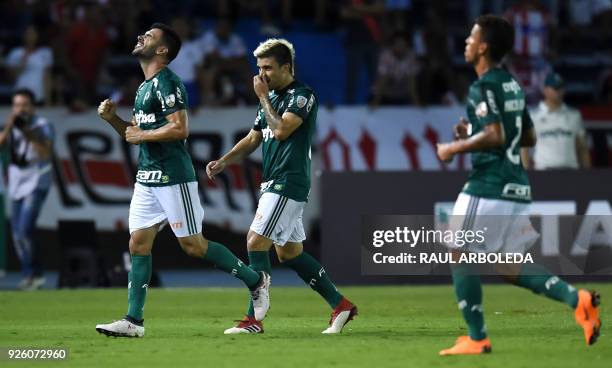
[{"xmin": 316, "ymin": 106, "xmax": 468, "ymax": 171}]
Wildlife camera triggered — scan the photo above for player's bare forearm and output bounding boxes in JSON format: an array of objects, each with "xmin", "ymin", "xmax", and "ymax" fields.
[
  {"xmin": 447, "ymin": 123, "xmax": 505, "ymax": 155},
  {"xmin": 105, "ymin": 115, "xmax": 131, "ymax": 138},
  {"xmin": 220, "ymin": 130, "xmax": 262, "ymax": 164},
  {"xmin": 140, "ymin": 110, "xmax": 188, "ymax": 142},
  {"xmin": 259, "ymin": 96, "xmax": 283, "ymax": 131}
]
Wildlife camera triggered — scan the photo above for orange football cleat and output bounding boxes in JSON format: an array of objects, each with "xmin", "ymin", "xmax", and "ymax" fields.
[
  {"xmin": 439, "ymin": 335, "xmax": 492, "ymax": 356},
  {"xmin": 574, "ymin": 289, "xmax": 601, "ymax": 345}
]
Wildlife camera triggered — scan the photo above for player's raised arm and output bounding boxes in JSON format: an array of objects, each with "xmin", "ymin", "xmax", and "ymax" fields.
[
  {"xmin": 253, "ymin": 74, "xmax": 303, "ymax": 141},
  {"xmin": 206, "ymin": 128, "xmax": 263, "ymax": 180},
  {"xmin": 97, "ymin": 98, "xmax": 132, "ymax": 138}
]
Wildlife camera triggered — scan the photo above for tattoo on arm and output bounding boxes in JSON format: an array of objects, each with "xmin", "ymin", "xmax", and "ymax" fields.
[{"xmin": 259, "ymin": 97, "xmax": 283, "ymax": 130}]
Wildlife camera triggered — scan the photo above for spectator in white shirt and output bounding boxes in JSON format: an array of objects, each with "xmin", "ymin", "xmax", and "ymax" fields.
[
  {"xmin": 5, "ymin": 25, "xmax": 53, "ymax": 105},
  {"xmin": 169, "ymin": 17, "xmax": 205, "ymax": 110},
  {"xmin": 199, "ymin": 18, "xmax": 254, "ymax": 106},
  {"xmin": 522, "ymin": 72, "xmax": 591, "ymax": 169}
]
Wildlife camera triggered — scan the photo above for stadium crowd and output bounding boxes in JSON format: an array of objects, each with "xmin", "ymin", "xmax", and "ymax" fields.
[{"xmin": 0, "ymin": 0, "xmax": 611, "ymax": 109}]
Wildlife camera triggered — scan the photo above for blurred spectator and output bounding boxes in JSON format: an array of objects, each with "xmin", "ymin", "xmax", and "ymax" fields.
[
  {"xmin": 384, "ymin": 0, "xmax": 413, "ymax": 33},
  {"xmin": 597, "ymin": 68, "xmax": 612, "ymax": 105},
  {"xmin": 413, "ymin": 4, "xmax": 454, "ymax": 105},
  {"xmin": 504, "ymin": 0, "xmax": 556, "ymax": 105},
  {"xmin": 568, "ymin": 0, "xmax": 612, "ymax": 27},
  {"xmin": 169, "ymin": 17, "xmax": 204, "ymax": 110},
  {"xmin": 0, "ymin": 89, "xmax": 54, "ymax": 290},
  {"xmin": 64, "ymin": 3, "xmax": 110, "ymax": 108},
  {"xmin": 5, "ymin": 25, "xmax": 53, "ymax": 105},
  {"xmin": 199, "ymin": 18, "xmax": 254, "ymax": 106},
  {"xmin": 522, "ymin": 72, "xmax": 591, "ymax": 169},
  {"xmin": 371, "ymin": 32, "xmax": 419, "ymax": 106},
  {"xmin": 466, "ymin": 0, "xmax": 504, "ymax": 23},
  {"xmin": 110, "ymin": 75, "xmax": 142, "ymax": 107},
  {"xmin": 341, "ymin": 0, "xmax": 385, "ymax": 104}
]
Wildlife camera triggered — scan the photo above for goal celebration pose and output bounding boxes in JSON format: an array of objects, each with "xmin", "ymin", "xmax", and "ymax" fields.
[{"xmin": 95, "ymin": 23, "xmax": 269, "ymax": 338}]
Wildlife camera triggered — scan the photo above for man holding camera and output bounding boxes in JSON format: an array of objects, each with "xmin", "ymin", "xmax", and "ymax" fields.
[{"xmin": 0, "ymin": 88, "xmax": 54, "ymax": 290}]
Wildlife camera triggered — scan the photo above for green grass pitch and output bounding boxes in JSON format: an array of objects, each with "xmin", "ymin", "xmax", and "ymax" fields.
[{"xmin": 1, "ymin": 284, "xmax": 610, "ymax": 367}]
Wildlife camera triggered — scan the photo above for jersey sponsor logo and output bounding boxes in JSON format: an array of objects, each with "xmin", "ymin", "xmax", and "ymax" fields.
[
  {"xmin": 260, "ymin": 180, "xmax": 273, "ymax": 192},
  {"xmin": 165, "ymin": 94, "xmax": 175, "ymax": 108},
  {"xmin": 486, "ymin": 90, "xmax": 499, "ymax": 114},
  {"xmin": 135, "ymin": 110, "xmax": 156, "ymax": 125},
  {"xmin": 273, "ymin": 183, "xmax": 283, "ymax": 191},
  {"xmin": 262, "ymin": 127, "xmax": 275, "ymax": 142},
  {"xmin": 502, "ymin": 80, "xmax": 521, "ymax": 94},
  {"xmin": 502, "ymin": 183, "xmax": 531, "ymax": 201},
  {"xmin": 306, "ymin": 95, "xmax": 315, "ymax": 112},
  {"xmin": 296, "ymin": 95, "xmax": 308, "ymax": 108},
  {"xmin": 136, "ymin": 170, "xmax": 163, "ymax": 183},
  {"xmin": 476, "ymin": 101, "xmax": 488, "ymax": 117}
]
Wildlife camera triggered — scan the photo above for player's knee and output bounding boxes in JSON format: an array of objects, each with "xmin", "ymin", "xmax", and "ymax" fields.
[
  {"xmin": 277, "ymin": 248, "xmax": 302, "ymax": 263},
  {"xmin": 246, "ymin": 232, "xmax": 272, "ymax": 252},
  {"xmin": 179, "ymin": 237, "xmax": 205, "ymax": 258},
  {"xmin": 129, "ymin": 236, "xmax": 150, "ymax": 256}
]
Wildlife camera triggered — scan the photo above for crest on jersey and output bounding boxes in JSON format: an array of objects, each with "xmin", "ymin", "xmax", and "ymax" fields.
[
  {"xmin": 165, "ymin": 94, "xmax": 176, "ymax": 107},
  {"xmin": 476, "ymin": 101, "xmax": 488, "ymax": 117},
  {"xmin": 296, "ymin": 95, "xmax": 308, "ymax": 108}
]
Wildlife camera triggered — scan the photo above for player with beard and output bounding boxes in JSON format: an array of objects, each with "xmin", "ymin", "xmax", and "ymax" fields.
[{"xmin": 95, "ymin": 23, "xmax": 270, "ymax": 338}]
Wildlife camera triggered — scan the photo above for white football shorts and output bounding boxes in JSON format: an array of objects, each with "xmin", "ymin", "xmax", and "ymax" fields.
[
  {"xmin": 250, "ymin": 192, "xmax": 306, "ymax": 246},
  {"xmin": 448, "ymin": 192, "xmax": 539, "ymax": 253},
  {"xmin": 129, "ymin": 182, "xmax": 203, "ymax": 237}
]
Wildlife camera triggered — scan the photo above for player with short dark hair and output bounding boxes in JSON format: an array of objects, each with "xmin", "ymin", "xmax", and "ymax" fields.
[
  {"xmin": 95, "ymin": 23, "xmax": 270, "ymax": 338},
  {"xmin": 436, "ymin": 15, "xmax": 601, "ymax": 355},
  {"xmin": 207, "ymin": 38, "xmax": 358, "ymax": 335}
]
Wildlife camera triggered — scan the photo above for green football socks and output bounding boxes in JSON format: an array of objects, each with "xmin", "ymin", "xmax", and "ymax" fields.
[
  {"xmin": 514, "ymin": 264, "xmax": 578, "ymax": 308},
  {"xmin": 203, "ymin": 241, "xmax": 261, "ymax": 289},
  {"xmin": 127, "ymin": 255, "xmax": 152, "ymax": 322},
  {"xmin": 452, "ymin": 265, "xmax": 487, "ymax": 340},
  {"xmin": 283, "ymin": 252, "xmax": 343, "ymax": 309}
]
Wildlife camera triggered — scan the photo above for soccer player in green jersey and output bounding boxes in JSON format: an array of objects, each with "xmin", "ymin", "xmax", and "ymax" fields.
[
  {"xmin": 94, "ymin": 23, "xmax": 270, "ymax": 338},
  {"xmin": 435, "ymin": 15, "xmax": 601, "ymax": 355},
  {"xmin": 207, "ymin": 39, "xmax": 357, "ymax": 334}
]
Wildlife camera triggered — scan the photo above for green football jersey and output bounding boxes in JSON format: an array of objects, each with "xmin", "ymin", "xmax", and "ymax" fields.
[
  {"xmin": 132, "ymin": 67, "xmax": 196, "ymax": 186},
  {"xmin": 462, "ymin": 67, "xmax": 534, "ymax": 203},
  {"xmin": 253, "ymin": 80, "xmax": 317, "ymax": 202}
]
